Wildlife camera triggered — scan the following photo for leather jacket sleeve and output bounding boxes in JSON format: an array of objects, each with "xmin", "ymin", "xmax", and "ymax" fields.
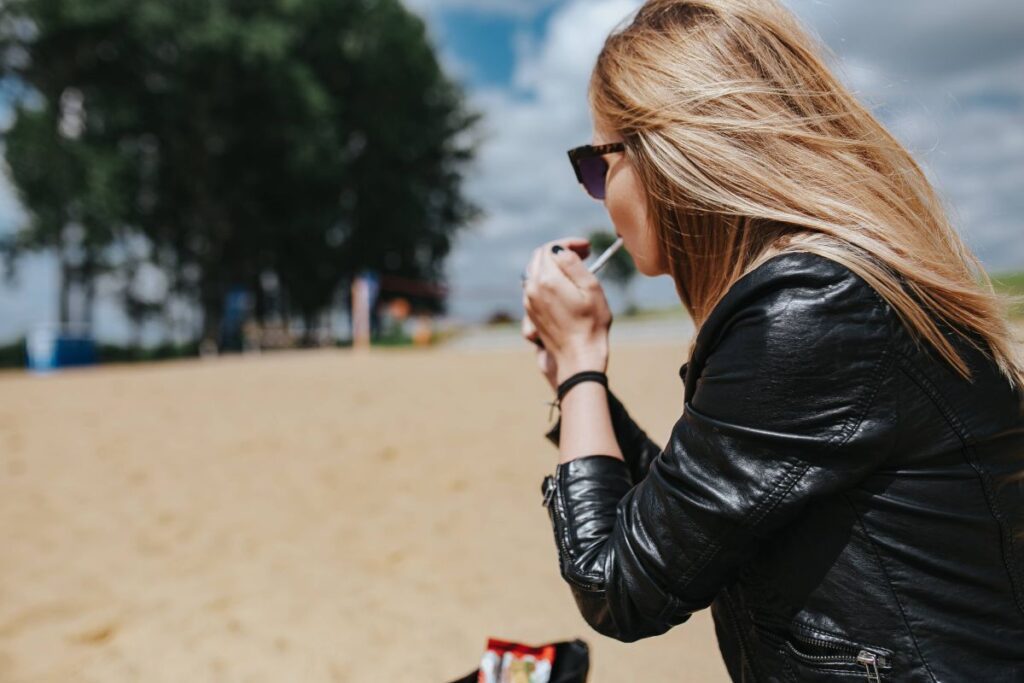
[
  {"xmin": 545, "ymin": 388, "xmax": 665, "ymax": 486},
  {"xmin": 539, "ymin": 262, "xmax": 899, "ymax": 642}
]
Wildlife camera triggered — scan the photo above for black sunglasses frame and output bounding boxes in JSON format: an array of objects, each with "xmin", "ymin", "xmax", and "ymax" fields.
[{"xmin": 567, "ymin": 142, "xmax": 626, "ymax": 199}]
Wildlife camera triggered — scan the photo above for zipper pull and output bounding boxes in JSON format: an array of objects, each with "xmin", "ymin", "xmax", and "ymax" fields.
[
  {"xmin": 541, "ymin": 474, "xmax": 555, "ymax": 508},
  {"xmin": 856, "ymin": 650, "xmax": 881, "ymax": 683}
]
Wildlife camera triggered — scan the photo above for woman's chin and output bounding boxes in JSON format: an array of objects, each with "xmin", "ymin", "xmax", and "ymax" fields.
[{"xmin": 634, "ymin": 260, "xmax": 659, "ymax": 277}]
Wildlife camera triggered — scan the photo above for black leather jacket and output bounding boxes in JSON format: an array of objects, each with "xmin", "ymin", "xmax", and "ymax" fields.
[{"xmin": 540, "ymin": 252, "xmax": 1024, "ymax": 682}]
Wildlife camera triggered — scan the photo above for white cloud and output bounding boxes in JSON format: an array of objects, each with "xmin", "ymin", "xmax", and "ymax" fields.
[
  {"xmin": 789, "ymin": 1, "xmax": 1024, "ymax": 271},
  {"xmin": 444, "ymin": 0, "xmax": 677, "ymax": 322},
  {"xmin": 2, "ymin": 0, "xmax": 1022, "ymax": 339},
  {"xmin": 447, "ymin": 0, "xmax": 1024, "ymax": 324},
  {"xmin": 787, "ymin": 0, "xmax": 1024, "ymax": 83}
]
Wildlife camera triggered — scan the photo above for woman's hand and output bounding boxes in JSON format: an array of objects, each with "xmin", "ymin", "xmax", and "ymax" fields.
[
  {"xmin": 522, "ymin": 314, "xmax": 559, "ymax": 392},
  {"xmin": 522, "ymin": 237, "xmax": 612, "ymax": 385}
]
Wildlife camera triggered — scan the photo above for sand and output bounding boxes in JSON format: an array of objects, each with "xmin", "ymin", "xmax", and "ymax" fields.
[{"xmin": 0, "ymin": 342, "xmax": 730, "ymax": 682}]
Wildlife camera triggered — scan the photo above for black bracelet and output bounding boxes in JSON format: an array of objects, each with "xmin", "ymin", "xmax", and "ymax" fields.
[
  {"xmin": 557, "ymin": 370, "xmax": 608, "ymax": 401},
  {"xmin": 548, "ymin": 370, "xmax": 608, "ymax": 420}
]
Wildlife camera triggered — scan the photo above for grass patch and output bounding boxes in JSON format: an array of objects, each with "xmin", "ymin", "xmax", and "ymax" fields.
[{"xmin": 992, "ymin": 271, "xmax": 1024, "ymax": 319}]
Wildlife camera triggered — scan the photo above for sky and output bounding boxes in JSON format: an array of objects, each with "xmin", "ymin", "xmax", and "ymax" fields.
[{"xmin": 1, "ymin": 0, "xmax": 1022, "ymax": 342}]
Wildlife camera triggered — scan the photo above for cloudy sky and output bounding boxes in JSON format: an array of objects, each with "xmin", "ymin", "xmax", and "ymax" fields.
[{"xmin": 1, "ymin": 0, "xmax": 1022, "ymax": 341}]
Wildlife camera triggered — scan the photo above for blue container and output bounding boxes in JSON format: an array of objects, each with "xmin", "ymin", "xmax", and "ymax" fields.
[{"xmin": 26, "ymin": 329, "xmax": 97, "ymax": 372}]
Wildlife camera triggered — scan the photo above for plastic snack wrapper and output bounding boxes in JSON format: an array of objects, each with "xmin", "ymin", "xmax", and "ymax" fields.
[
  {"xmin": 477, "ymin": 638, "xmax": 556, "ymax": 683},
  {"xmin": 447, "ymin": 637, "xmax": 590, "ymax": 683}
]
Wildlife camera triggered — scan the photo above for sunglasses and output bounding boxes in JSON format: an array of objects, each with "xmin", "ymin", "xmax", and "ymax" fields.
[{"xmin": 567, "ymin": 142, "xmax": 625, "ymax": 200}]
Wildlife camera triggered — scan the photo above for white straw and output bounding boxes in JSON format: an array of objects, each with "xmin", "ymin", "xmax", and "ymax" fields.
[{"xmin": 587, "ymin": 237, "xmax": 624, "ymax": 275}]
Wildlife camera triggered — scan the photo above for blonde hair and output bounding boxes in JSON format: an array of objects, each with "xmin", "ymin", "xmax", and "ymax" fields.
[{"xmin": 590, "ymin": 0, "xmax": 1024, "ymax": 388}]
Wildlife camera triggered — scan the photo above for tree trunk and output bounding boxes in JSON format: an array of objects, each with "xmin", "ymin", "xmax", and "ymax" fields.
[
  {"xmin": 58, "ymin": 256, "xmax": 71, "ymax": 330},
  {"xmin": 82, "ymin": 256, "xmax": 96, "ymax": 335},
  {"xmin": 301, "ymin": 311, "xmax": 317, "ymax": 347},
  {"xmin": 200, "ymin": 280, "xmax": 224, "ymax": 349}
]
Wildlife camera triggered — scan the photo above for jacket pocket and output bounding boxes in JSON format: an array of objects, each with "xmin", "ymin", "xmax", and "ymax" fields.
[{"xmin": 782, "ymin": 629, "xmax": 893, "ymax": 682}]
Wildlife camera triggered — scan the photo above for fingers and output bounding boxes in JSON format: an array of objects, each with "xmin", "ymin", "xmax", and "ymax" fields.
[
  {"xmin": 526, "ymin": 246, "xmax": 543, "ymax": 287},
  {"xmin": 551, "ymin": 236, "xmax": 591, "ymax": 260},
  {"xmin": 537, "ymin": 346, "xmax": 550, "ymax": 366},
  {"xmin": 550, "ymin": 246, "xmax": 601, "ymax": 291},
  {"xmin": 536, "ymin": 346, "xmax": 555, "ymax": 377},
  {"xmin": 525, "ymin": 253, "xmax": 577, "ymax": 313},
  {"xmin": 521, "ymin": 312, "xmax": 539, "ymax": 343},
  {"xmin": 524, "ymin": 245, "xmax": 568, "ymax": 298},
  {"xmin": 522, "ymin": 236, "xmax": 590, "ymax": 282},
  {"xmin": 522, "ymin": 236, "xmax": 595, "ymax": 336}
]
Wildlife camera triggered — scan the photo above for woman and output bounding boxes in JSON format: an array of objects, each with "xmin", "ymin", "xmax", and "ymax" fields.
[{"xmin": 520, "ymin": 1, "xmax": 1024, "ymax": 681}]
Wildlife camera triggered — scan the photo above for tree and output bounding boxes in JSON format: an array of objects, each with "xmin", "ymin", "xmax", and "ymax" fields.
[
  {"xmin": 0, "ymin": 0, "xmax": 477, "ymax": 345},
  {"xmin": 2, "ymin": 102, "xmax": 133, "ymax": 331}
]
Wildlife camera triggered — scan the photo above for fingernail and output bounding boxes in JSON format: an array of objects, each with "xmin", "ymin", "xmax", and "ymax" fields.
[{"xmin": 551, "ymin": 245, "xmax": 564, "ymax": 254}]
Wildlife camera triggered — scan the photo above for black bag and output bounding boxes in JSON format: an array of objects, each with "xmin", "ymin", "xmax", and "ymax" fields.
[{"xmin": 447, "ymin": 638, "xmax": 590, "ymax": 683}]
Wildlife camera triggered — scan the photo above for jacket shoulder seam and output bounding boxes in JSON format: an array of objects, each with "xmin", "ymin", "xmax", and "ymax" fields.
[
  {"xmin": 672, "ymin": 332, "xmax": 897, "ymax": 593},
  {"xmin": 894, "ymin": 353, "xmax": 1024, "ymax": 618}
]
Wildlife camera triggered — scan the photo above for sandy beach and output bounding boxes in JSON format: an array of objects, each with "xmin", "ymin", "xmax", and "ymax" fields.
[{"xmin": 0, "ymin": 341, "xmax": 729, "ymax": 682}]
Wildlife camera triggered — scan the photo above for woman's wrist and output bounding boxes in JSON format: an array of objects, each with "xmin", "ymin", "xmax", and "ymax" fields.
[
  {"xmin": 556, "ymin": 378, "xmax": 622, "ymax": 464},
  {"xmin": 556, "ymin": 349, "xmax": 608, "ymax": 385}
]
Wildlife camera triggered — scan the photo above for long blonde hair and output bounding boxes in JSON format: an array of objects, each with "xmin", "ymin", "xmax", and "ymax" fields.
[{"xmin": 590, "ymin": 0, "xmax": 1024, "ymax": 388}]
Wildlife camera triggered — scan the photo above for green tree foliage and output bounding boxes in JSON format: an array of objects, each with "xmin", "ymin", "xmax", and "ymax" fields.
[
  {"xmin": 992, "ymin": 271, "xmax": 1024, "ymax": 319},
  {"xmin": 1, "ymin": 85, "xmax": 131, "ymax": 329},
  {"xmin": 0, "ymin": 0, "xmax": 478, "ymax": 342}
]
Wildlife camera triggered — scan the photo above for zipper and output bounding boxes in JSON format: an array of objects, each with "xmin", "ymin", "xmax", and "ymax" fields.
[
  {"xmin": 541, "ymin": 469, "xmax": 603, "ymax": 593},
  {"xmin": 541, "ymin": 474, "xmax": 555, "ymax": 508},
  {"xmin": 857, "ymin": 650, "xmax": 882, "ymax": 683},
  {"xmin": 785, "ymin": 632, "xmax": 888, "ymax": 682}
]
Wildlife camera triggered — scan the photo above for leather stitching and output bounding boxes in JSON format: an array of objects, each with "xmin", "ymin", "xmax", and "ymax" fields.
[
  {"xmin": 672, "ymin": 326, "xmax": 896, "ymax": 593},
  {"xmin": 845, "ymin": 492, "xmax": 937, "ymax": 683},
  {"xmin": 553, "ymin": 464, "xmax": 591, "ymax": 581},
  {"xmin": 895, "ymin": 353, "xmax": 1024, "ymax": 619},
  {"xmin": 720, "ymin": 588, "xmax": 763, "ymax": 683},
  {"xmin": 790, "ymin": 667, "xmax": 880, "ymax": 678},
  {"xmin": 553, "ymin": 461, "xmax": 621, "ymax": 588}
]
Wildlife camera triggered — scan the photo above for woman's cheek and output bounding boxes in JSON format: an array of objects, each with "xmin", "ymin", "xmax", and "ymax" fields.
[{"xmin": 606, "ymin": 182, "xmax": 657, "ymax": 273}]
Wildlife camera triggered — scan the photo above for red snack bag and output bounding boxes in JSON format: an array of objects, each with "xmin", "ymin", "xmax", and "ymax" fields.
[{"xmin": 478, "ymin": 638, "xmax": 557, "ymax": 683}]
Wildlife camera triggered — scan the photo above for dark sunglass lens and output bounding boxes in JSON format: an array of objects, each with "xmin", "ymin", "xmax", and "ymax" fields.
[{"xmin": 578, "ymin": 156, "xmax": 608, "ymax": 199}]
